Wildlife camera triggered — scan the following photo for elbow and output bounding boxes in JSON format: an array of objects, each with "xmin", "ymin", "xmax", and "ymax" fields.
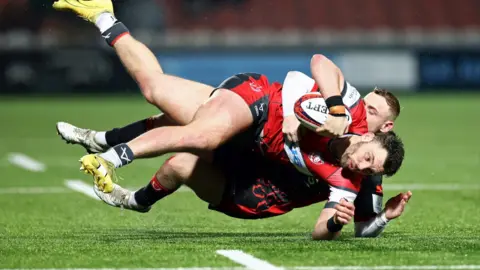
[
  {"xmin": 311, "ymin": 54, "xmax": 328, "ymax": 65},
  {"xmin": 310, "ymin": 54, "xmax": 330, "ymax": 70},
  {"xmin": 310, "ymin": 54, "xmax": 341, "ymax": 75}
]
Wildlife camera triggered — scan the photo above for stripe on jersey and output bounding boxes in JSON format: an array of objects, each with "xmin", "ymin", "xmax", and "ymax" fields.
[
  {"xmin": 328, "ymin": 186, "xmax": 358, "ymax": 204},
  {"xmin": 283, "ymin": 143, "xmax": 312, "ymax": 176}
]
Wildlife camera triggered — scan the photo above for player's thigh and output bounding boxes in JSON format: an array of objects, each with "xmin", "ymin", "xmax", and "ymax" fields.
[
  {"xmin": 150, "ymin": 74, "xmax": 215, "ymax": 125},
  {"xmin": 157, "ymin": 152, "xmax": 225, "ymax": 205},
  {"xmin": 187, "ymin": 89, "xmax": 254, "ymax": 149}
]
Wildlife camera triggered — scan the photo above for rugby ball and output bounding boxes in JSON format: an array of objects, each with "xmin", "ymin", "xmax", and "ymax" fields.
[{"xmin": 294, "ymin": 92, "xmax": 352, "ymax": 131}]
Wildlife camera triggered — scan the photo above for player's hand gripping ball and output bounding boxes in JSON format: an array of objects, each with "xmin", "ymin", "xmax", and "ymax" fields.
[{"xmin": 294, "ymin": 92, "xmax": 352, "ymax": 132}]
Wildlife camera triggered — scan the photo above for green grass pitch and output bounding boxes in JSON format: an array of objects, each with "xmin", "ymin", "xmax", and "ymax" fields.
[{"xmin": 0, "ymin": 93, "xmax": 479, "ymax": 269}]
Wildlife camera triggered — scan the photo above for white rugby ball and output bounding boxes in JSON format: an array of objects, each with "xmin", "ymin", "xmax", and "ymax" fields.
[{"xmin": 294, "ymin": 92, "xmax": 352, "ymax": 131}]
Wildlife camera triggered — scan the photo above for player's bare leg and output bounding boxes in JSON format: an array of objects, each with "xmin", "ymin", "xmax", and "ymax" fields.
[
  {"xmin": 57, "ymin": 113, "xmax": 177, "ymax": 153},
  {"xmin": 95, "ymin": 152, "xmax": 226, "ymax": 211},
  {"xmin": 126, "ymin": 89, "xmax": 253, "ymax": 158},
  {"xmin": 80, "ymin": 89, "xmax": 253, "ymax": 192},
  {"xmin": 53, "ymin": 0, "xmax": 215, "ymax": 126},
  {"xmin": 112, "ymin": 36, "xmax": 215, "ymax": 124}
]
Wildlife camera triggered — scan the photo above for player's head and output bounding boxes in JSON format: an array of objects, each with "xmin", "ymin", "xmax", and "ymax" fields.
[
  {"xmin": 341, "ymin": 131, "xmax": 404, "ymax": 177},
  {"xmin": 364, "ymin": 88, "xmax": 401, "ymax": 133}
]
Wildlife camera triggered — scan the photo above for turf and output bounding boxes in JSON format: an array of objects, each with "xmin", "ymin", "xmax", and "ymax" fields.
[{"xmin": 0, "ymin": 93, "xmax": 479, "ymax": 268}]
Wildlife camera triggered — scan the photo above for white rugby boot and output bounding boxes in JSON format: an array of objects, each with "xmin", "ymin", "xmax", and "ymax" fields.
[
  {"xmin": 93, "ymin": 183, "xmax": 151, "ymax": 213},
  {"xmin": 56, "ymin": 122, "xmax": 107, "ymax": 153}
]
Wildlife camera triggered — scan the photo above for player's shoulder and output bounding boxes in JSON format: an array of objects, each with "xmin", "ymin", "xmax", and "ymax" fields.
[{"xmin": 301, "ymin": 151, "xmax": 363, "ymax": 193}]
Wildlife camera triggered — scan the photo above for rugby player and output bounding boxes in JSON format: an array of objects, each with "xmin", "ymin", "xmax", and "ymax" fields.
[{"xmin": 53, "ymin": 0, "xmax": 408, "ymax": 240}]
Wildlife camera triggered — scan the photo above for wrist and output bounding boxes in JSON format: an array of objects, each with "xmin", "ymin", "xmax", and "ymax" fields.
[
  {"xmin": 325, "ymin": 95, "xmax": 346, "ymax": 116},
  {"xmin": 327, "ymin": 215, "xmax": 344, "ymax": 233},
  {"xmin": 375, "ymin": 211, "xmax": 390, "ymax": 227}
]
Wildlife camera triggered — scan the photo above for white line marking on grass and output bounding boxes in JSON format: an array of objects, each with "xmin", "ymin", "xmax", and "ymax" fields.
[
  {"xmin": 7, "ymin": 153, "xmax": 46, "ymax": 172},
  {"xmin": 64, "ymin": 179, "xmax": 99, "ymax": 200},
  {"xmin": 1, "ymin": 266, "xmax": 479, "ymax": 270},
  {"xmin": 217, "ymin": 250, "xmax": 282, "ymax": 270},
  {"xmin": 294, "ymin": 266, "xmax": 480, "ymax": 270},
  {"xmin": 384, "ymin": 184, "xmax": 480, "ymax": 191},
  {"xmin": 0, "ymin": 187, "xmax": 69, "ymax": 194},
  {"xmin": 0, "ymin": 268, "xmax": 246, "ymax": 270}
]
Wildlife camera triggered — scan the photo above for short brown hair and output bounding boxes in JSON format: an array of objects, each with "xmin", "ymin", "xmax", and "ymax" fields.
[
  {"xmin": 373, "ymin": 88, "xmax": 401, "ymax": 119},
  {"xmin": 374, "ymin": 131, "xmax": 405, "ymax": 177}
]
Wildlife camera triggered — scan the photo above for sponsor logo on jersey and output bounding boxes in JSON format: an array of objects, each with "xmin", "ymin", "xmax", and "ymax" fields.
[
  {"xmin": 249, "ymin": 82, "xmax": 263, "ymax": 92},
  {"xmin": 308, "ymin": 153, "xmax": 324, "ymax": 164}
]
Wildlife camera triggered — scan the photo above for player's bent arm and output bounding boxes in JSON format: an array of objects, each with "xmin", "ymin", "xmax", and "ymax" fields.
[
  {"xmin": 310, "ymin": 54, "xmax": 344, "ymax": 101},
  {"xmin": 354, "ymin": 211, "xmax": 389, "ymax": 238},
  {"xmin": 312, "ymin": 198, "xmax": 356, "ymax": 241},
  {"xmin": 282, "ymin": 71, "xmax": 316, "ymax": 117},
  {"xmin": 355, "ymin": 191, "xmax": 412, "ymax": 237}
]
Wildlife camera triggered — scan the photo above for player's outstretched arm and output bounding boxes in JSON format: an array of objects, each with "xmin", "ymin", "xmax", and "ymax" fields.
[
  {"xmin": 312, "ymin": 199, "xmax": 355, "ymax": 240},
  {"xmin": 354, "ymin": 191, "xmax": 412, "ymax": 237}
]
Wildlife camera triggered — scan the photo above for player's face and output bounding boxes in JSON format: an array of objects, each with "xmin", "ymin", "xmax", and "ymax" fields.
[
  {"xmin": 364, "ymin": 92, "xmax": 394, "ymax": 133},
  {"xmin": 341, "ymin": 134, "xmax": 388, "ymax": 175}
]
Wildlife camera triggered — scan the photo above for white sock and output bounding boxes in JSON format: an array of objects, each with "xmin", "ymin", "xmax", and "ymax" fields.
[
  {"xmin": 99, "ymin": 148, "xmax": 123, "ymax": 168},
  {"xmin": 129, "ymin": 192, "xmax": 139, "ymax": 207},
  {"xmin": 95, "ymin": 12, "xmax": 117, "ymax": 33},
  {"xmin": 94, "ymin": 132, "xmax": 109, "ymax": 147}
]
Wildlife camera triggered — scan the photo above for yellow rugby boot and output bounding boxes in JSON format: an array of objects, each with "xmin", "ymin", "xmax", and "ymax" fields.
[
  {"xmin": 53, "ymin": 0, "xmax": 114, "ymax": 23},
  {"xmin": 79, "ymin": 154, "xmax": 116, "ymax": 193}
]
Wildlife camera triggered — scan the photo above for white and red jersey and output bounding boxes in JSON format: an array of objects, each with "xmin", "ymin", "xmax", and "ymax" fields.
[{"xmin": 258, "ymin": 78, "xmax": 368, "ymax": 202}]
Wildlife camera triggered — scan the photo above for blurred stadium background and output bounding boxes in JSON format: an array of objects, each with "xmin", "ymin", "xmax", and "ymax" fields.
[
  {"xmin": 2, "ymin": 0, "xmax": 480, "ymax": 93},
  {"xmin": 1, "ymin": 0, "xmax": 480, "ymax": 269}
]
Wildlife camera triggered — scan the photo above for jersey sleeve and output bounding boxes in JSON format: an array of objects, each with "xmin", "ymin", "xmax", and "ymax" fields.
[
  {"xmin": 348, "ymin": 100, "xmax": 368, "ymax": 135},
  {"xmin": 353, "ymin": 175, "xmax": 384, "ymax": 222},
  {"xmin": 282, "ymin": 71, "xmax": 316, "ymax": 117},
  {"xmin": 323, "ymin": 168, "xmax": 363, "ymax": 208}
]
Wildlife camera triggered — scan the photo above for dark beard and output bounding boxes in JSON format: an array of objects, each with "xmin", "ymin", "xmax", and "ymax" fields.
[{"xmin": 340, "ymin": 141, "xmax": 365, "ymax": 169}]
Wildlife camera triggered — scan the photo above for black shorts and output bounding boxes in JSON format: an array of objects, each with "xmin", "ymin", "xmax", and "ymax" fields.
[
  {"xmin": 209, "ymin": 73, "xmax": 293, "ymax": 219},
  {"xmin": 209, "ymin": 152, "xmax": 295, "ymax": 219}
]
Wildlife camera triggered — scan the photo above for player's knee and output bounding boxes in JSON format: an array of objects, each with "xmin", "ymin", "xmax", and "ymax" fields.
[
  {"xmin": 180, "ymin": 124, "xmax": 223, "ymax": 151},
  {"xmin": 142, "ymin": 88, "xmax": 156, "ymax": 105},
  {"xmin": 159, "ymin": 155, "xmax": 193, "ymax": 184}
]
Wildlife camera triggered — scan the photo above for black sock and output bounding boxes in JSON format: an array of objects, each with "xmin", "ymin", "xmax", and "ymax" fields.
[
  {"xmin": 105, "ymin": 117, "xmax": 154, "ymax": 146},
  {"xmin": 134, "ymin": 176, "xmax": 175, "ymax": 207}
]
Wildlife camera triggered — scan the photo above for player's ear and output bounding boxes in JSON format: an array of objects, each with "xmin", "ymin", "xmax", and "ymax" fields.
[
  {"xmin": 361, "ymin": 132, "xmax": 375, "ymax": 142},
  {"xmin": 380, "ymin": 121, "xmax": 394, "ymax": 133}
]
